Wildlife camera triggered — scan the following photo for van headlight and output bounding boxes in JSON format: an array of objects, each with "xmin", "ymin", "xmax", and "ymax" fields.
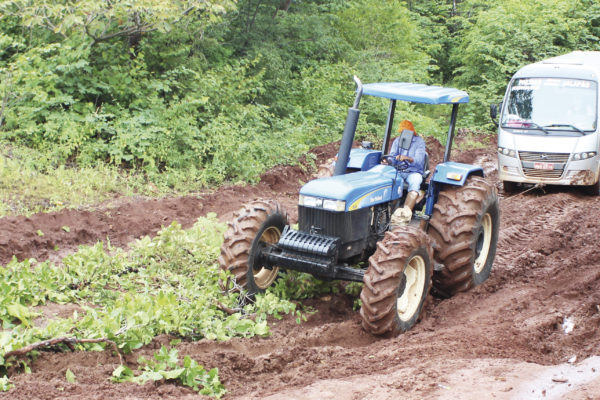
[
  {"xmin": 299, "ymin": 195, "xmax": 345, "ymax": 211},
  {"xmin": 498, "ymin": 147, "xmax": 516, "ymax": 158},
  {"xmin": 572, "ymin": 152, "xmax": 597, "ymax": 161}
]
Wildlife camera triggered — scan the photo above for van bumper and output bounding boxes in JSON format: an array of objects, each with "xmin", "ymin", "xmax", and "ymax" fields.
[{"xmin": 498, "ymin": 153, "xmax": 600, "ymax": 186}]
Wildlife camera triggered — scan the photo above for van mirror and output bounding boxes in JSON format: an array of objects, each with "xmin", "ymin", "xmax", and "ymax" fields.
[
  {"xmin": 490, "ymin": 102, "xmax": 501, "ymax": 127},
  {"xmin": 490, "ymin": 103, "xmax": 497, "ymax": 119}
]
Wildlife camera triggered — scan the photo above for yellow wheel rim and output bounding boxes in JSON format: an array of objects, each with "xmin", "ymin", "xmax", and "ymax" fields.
[
  {"xmin": 397, "ymin": 255, "xmax": 426, "ymax": 321},
  {"xmin": 474, "ymin": 213, "xmax": 492, "ymax": 274},
  {"xmin": 253, "ymin": 226, "xmax": 281, "ymax": 289}
]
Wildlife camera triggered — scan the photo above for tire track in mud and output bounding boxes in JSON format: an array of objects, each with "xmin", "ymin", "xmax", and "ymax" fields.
[
  {"xmin": 6, "ymin": 136, "xmax": 600, "ymax": 400},
  {"xmin": 494, "ymin": 192, "xmax": 591, "ymax": 269}
]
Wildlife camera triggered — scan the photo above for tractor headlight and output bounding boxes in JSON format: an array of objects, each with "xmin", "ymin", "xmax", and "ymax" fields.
[
  {"xmin": 322, "ymin": 199, "xmax": 346, "ymax": 212},
  {"xmin": 498, "ymin": 147, "xmax": 516, "ymax": 158},
  {"xmin": 299, "ymin": 195, "xmax": 345, "ymax": 211},
  {"xmin": 299, "ymin": 195, "xmax": 322, "ymax": 208},
  {"xmin": 572, "ymin": 151, "xmax": 597, "ymax": 161}
]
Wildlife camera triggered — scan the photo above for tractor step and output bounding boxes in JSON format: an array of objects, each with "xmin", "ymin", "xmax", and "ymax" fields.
[{"xmin": 413, "ymin": 213, "xmax": 430, "ymax": 221}]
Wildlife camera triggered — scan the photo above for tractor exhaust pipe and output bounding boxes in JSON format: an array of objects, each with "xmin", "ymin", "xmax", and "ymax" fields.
[{"xmin": 334, "ymin": 76, "xmax": 363, "ymax": 176}]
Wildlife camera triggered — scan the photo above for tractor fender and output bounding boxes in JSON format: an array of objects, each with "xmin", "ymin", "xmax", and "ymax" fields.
[
  {"xmin": 347, "ymin": 148, "xmax": 382, "ymax": 171},
  {"xmin": 330, "ymin": 148, "xmax": 382, "ymax": 174},
  {"xmin": 431, "ymin": 161, "xmax": 484, "ymax": 186},
  {"xmin": 424, "ymin": 162, "xmax": 484, "ymax": 216}
]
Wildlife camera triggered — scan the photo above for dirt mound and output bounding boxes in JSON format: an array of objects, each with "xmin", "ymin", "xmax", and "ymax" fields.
[
  {"xmin": 3, "ymin": 133, "xmax": 600, "ymax": 399},
  {"xmin": 0, "ymin": 142, "xmax": 338, "ymax": 265}
]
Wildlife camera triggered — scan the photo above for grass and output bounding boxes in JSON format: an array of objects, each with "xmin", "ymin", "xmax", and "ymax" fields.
[
  {"xmin": 0, "ymin": 143, "xmax": 201, "ymax": 217},
  {"xmin": 454, "ymin": 129, "xmax": 493, "ymax": 151}
]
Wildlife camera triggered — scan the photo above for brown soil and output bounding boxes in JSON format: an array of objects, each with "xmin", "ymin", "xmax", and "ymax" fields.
[{"xmin": 2, "ymin": 133, "xmax": 600, "ymax": 399}]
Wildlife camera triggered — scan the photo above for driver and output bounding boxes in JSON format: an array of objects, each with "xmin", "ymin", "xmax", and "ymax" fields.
[{"xmin": 383, "ymin": 119, "xmax": 426, "ymax": 226}]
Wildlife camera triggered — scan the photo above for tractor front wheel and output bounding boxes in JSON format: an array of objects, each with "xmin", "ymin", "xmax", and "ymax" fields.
[
  {"xmin": 360, "ymin": 226, "xmax": 433, "ymax": 336},
  {"xmin": 428, "ymin": 176, "xmax": 500, "ymax": 297},
  {"xmin": 218, "ymin": 199, "xmax": 288, "ymax": 294}
]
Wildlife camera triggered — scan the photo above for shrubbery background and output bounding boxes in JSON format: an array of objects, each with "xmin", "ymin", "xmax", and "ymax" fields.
[{"xmin": 0, "ymin": 0, "xmax": 598, "ymax": 187}]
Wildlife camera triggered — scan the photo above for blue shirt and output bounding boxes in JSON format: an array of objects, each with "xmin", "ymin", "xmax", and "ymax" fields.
[{"xmin": 388, "ymin": 135, "xmax": 426, "ymax": 174}]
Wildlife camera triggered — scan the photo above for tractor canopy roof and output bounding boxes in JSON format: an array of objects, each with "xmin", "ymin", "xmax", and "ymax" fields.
[{"xmin": 362, "ymin": 82, "xmax": 469, "ymax": 105}]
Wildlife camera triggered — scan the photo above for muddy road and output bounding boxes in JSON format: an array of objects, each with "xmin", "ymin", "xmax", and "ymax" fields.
[{"xmin": 2, "ymin": 134, "xmax": 600, "ymax": 399}]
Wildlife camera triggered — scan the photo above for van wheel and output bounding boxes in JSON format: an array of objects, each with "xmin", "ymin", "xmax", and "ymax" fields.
[
  {"xmin": 586, "ymin": 179, "xmax": 600, "ymax": 196},
  {"xmin": 503, "ymin": 180, "xmax": 517, "ymax": 195}
]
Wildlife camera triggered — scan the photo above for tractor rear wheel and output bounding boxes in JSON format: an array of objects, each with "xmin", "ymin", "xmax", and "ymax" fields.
[
  {"xmin": 428, "ymin": 176, "xmax": 499, "ymax": 297},
  {"xmin": 218, "ymin": 199, "xmax": 288, "ymax": 294},
  {"xmin": 360, "ymin": 226, "xmax": 433, "ymax": 336},
  {"xmin": 316, "ymin": 160, "xmax": 334, "ymax": 178}
]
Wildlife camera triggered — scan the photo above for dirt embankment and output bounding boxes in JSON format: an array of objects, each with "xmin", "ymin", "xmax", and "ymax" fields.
[{"xmin": 2, "ymin": 133, "xmax": 600, "ymax": 400}]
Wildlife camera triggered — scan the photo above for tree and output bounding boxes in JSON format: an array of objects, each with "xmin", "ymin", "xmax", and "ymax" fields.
[
  {"xmin": 450, "ymin": 0, "xmax": 588, "ymax": 127},
  {"xmin": 0, "ymin": 0, "xmax": 236, "ymax": 46}
]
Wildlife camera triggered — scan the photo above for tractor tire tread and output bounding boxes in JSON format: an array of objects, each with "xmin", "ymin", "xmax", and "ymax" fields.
[
  {"xmin": 360, "ymin": 226, "xmax": 433, "ymax": 336},
  {"xmin": 428, "ymin": 176, "xmax": 499, "ymax": 297},
  {"xmin": 218, "ymin": 199, "xmax": 287, "ymax": 291}
]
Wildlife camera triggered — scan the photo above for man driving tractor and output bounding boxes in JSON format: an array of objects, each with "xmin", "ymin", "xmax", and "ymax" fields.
[{"xmin": 383, "ymin": 119, "xmax": 427, "ymax": 226}]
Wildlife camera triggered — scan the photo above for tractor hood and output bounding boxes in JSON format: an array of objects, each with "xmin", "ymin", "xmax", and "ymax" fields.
[{"xmin": 300, "ymin": 166, "xmax": 398, "ymax": 211}]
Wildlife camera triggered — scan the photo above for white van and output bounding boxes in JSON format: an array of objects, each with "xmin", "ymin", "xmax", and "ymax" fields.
[{"xmin": 491, "ymin": 51, "xmax": 600, "ymax": 193}]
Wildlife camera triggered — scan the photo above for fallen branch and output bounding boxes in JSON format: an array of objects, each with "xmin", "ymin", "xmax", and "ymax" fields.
[
  {"xmin": 214, "ymin": 301, "xmax": 239, "ymax": 315},
  {"xmin": 213, "ymin": 300, "xmax": 256, "ymax": 320},
  {"xmin": 3, "ymin": 337, "xmax": 123, "ymax": 364}
]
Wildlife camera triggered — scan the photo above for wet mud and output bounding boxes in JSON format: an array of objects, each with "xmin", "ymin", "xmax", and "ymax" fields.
[{"xmin": 2, "ymin": 134, "xmax": 600, "ymax": 399}]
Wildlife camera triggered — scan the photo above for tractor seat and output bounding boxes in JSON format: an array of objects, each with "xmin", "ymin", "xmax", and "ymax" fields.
[{"xmin": 422, "ymin": 152, "xmax": 430, "ymax": 180}]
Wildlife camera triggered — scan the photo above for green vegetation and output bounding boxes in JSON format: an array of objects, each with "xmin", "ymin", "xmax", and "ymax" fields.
[
  {"xmin": 112, "ymin": 346, "xmax": 226, "ymax": 398},
  {"xmin": 0, "ymin": 145, "xmax": 154, "ymax": 216},
  {"xmin": 1, "ymin": 0, "xmax": 595, "ymax": 215},
  {"xmin": 0, "ymin": 215, "xmax": 302, "ymax": 395},
  {"xmin": 0, "ymin": 0, "xmax": 598, "ymax": 392}
]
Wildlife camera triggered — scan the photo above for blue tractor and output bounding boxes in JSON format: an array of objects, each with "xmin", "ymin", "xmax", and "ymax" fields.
[{"xmin": 219, "ymin": 77, "xmax": 500, "ymax": 336}]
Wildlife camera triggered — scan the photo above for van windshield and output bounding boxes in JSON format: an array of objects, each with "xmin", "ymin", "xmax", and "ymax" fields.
[{"xmin": 501, "ymin": 78, "xmax": 598, "ymax": 134}]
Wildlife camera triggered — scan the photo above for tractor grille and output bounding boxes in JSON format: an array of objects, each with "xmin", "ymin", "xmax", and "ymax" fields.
[
  {"xmin": 298, "ymin": 206, "xmax": 370, "ymax": 244},
  {"xmin": 519, "ymin": 151, "xmax": 568, "ymax": 179},
  {"xmin": 278, "ymin": 227, "xmax": 339, "ymax": 257}
]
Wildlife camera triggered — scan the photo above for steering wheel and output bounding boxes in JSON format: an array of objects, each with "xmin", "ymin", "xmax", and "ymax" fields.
[
  {"xmin": 381, "ymin": 154, "xmax": 396, "ymax": 164},
  {"xmin": 381, "ymin": 154, "xmax": 409, "ymax": 170}
]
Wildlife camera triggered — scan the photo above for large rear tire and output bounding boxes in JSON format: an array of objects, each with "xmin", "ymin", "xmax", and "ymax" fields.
[
  {"xmin": 360, "ymin": 226, "xmax": 433, "ymax": 336},
  {"xmin": 316, "ymin": 160, "xmax": 334, "ymax": 178},
  {"xmin": 218, "ymin": 200, "xmax": 288, "ymax": 294},
  {"xmin": 428, "ymin": 176, "xmax": 500, "ymax": 297}
]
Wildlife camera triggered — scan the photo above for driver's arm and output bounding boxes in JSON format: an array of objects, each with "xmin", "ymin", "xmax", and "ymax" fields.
[{"xmin": 385, "ymin": 138, "xmax": 400, "ymax": 165}]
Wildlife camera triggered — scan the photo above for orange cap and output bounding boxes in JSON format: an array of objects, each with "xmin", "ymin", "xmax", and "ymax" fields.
[{"xmin": 398, "ymin": 119, "xmax": 415, "ymax": 134}]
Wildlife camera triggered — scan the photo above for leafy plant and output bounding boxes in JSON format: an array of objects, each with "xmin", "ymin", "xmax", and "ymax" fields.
[
  {"xmin": 112, "ymin": 346, "xmax": 226, "ymax": 398},
  {"xmin": 65, "ymin": 369, "xmax": 76, "ymax": 384},
  {"xmin": 0, "ymin": 215, "xmax": 301, "ymax": 397},
  {"xmin": 451, "ymin": 0, "xmax": 592, "ymax": 128},
  {"xmin": 269, "ymin": 271, "xmax": 340, "ymax": 301},
  {"xmin": 0, "ymin": 376, "xmax": 13, "ymax": 392}
]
